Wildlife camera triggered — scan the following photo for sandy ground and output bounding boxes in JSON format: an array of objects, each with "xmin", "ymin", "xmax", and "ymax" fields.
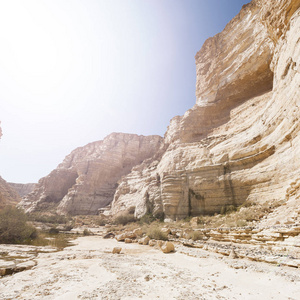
[{"xmin": 0, "ymin": 236, "xmax": 299, "ymax": 300}]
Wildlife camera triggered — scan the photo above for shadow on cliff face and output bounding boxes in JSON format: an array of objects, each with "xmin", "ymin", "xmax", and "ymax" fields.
[
  {"xmin": 178, "ymin": 64, "xmax": 274, "ymax": 144},
  {"xmin": 34, "ymin": 169, "xmax": 78, "ymax": 211}
]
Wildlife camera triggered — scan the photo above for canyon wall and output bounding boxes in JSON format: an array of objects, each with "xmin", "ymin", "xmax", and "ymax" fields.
[
  {"xmin": 18, "ymin": 0, "xmax": 300, "ymax": 224},
  {"xmin": 111, "ymin": 0, "xmax": 300, "ymax": 224},
  {"xmin": 8, "ymin": 183, "xmax": 36, "ymax": 198},
  {"xmin": 0, "ymin": 123, "xmax": 22, "ymax": 208},
  {"xmin": 19, "ymin": 133, "xmax": 163, "ymax": 215}
]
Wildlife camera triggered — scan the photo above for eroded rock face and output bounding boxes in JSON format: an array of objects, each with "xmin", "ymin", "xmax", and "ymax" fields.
[
  {"xmin": 0, "ymin": 123, "xmax": 21, "ymax": 207},
  {"xmin": 0, "ymin": 177, "xmax": 21, "ymax": 209},
  {"xmin": 111, "ymin": 0, "xmax": 300, "ymax": 223},
  {"xmin": 8, "ymin": 183, "xmax": 36, "ymax": 198},
  {"xmin": 19, "ymin": 133, "xmax": 163, "ymax": 215}
]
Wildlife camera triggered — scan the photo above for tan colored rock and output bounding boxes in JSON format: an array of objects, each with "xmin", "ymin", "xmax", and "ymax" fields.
[
  {"xmin": 18, "ymin": 133, "xmax": 163, "ymax": 215},
  {"xmin": 159, "ymin": 241, "xmax": 175, "ymax": 253},
  {"xmin": 133, "ymin": 228, "xmax": 143, "ymax": 237},
  {"xmin": 115, "ymin": 234, "xmax": 126, "ymax": 242},
  {"xmin": 140, "ymin": 236, "xmax": 150, "ymax": 245},
  {"xmin": 0, "ymin": 123, "xmax": 21, "ymax": 207},
  {"xmin": 229, "ymin": 249, "xmax": 238, "ymax": 259},
  {"xmin": 112, "ymin": 247, "xmax": 122, "ymax": 254},
  {"xmin": 149, "ymin": 239, "xmax": 156, "ymax": 247},
  {"xmin": 8, "ymin": 182, "xmax": 36, "ymax": 198},
  {"xmin": 0, "ymin": 176, "xmax": 21, "ymax": 209},
  {"xmin": 161, "ymin": 228, "xmax": 171, "ymax": 235},
  {"xmin": 110, "ymin": 0, "xmax": 300, "ymax": 225},
  {"xmin": 124, "ymin": 238, "xmax": 132, "ymax": 244}
]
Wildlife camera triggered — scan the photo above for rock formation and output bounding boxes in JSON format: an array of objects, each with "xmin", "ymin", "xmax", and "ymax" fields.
[
  {"xmin": 0, "ymin": 177, "xmax": 21, "ymax": 209},
  {"xmin": 0, "ymin": 123, "xmax": 22, "ymax": 208},
  {"xmin": 18, "ymin": 0, "xmax": 300, "ymax": 225},
  {"xmin": 111, "ymin": 0, "xmax": 300, "ymax": 223},
  {"xmin": 19, "ymin": 133, "xmax": 163, "ymax": 215},
  {"xmin": 8, "ymin": 183, "xmax": 36, "ymax": 198}
]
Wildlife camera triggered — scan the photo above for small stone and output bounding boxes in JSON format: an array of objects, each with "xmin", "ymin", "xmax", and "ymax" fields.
[
  {"xmin": 159, "ymin": 241, "xmax": 175, "ymax": 253},
  {"xmin": 112, "ymin": 247, "xmax": 122, "ymax": 254},
  {"xmin": 229, "ymin": 248, "xmax": 238, "ymax": 259}
]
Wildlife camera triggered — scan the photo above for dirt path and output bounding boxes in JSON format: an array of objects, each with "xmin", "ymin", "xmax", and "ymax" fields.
[{"xmin": 0, "ymin": 236, "xmax": 299, "ymax": 299}]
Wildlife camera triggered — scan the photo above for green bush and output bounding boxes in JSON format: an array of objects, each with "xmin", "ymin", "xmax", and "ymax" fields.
[
  {"xmin": 27, "ymin": 213, "xmax": 70, "ymax": 224},
  {"xmin": 0, "ymin": 206, "xmax": 38, "ymax": 244},
  {"xmin": 146, "ymin": 226, "xmax": 168, "ymax": 241}
]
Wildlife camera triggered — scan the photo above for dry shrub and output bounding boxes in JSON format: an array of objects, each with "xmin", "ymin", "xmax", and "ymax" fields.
[
  {"xmin": 187, "ymin": 231, "xmax": 204, "ymax": 241},
  {"xmin": 113, "ymin": 212, "xmax": 136, "ymax": 226},
  {"xmin": 146, "ymin": 226, "xmax": 168, "ymax": 241},
  {"xmin": 0, "ymin": 206, "xmax": 38, "ymax": 244}
]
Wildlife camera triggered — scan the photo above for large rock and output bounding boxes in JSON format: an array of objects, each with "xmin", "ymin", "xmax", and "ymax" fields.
[
  {"xmin": 18, "ymin": 133, "xmax": 163, "ymax": 215},
  {"xmin": 110, "ymin": 0, "xmax": 300, "ymax": 224},
  {"xmin": 159, "ymin": 241, "xmax": 175, "ymax": 253}
]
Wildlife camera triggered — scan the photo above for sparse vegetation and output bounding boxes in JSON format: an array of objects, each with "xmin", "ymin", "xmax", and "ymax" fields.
[
  {"xmin": 49, "ymin": 227, "xmax": 59, "ymax": 234},
  {"xmin": 0, "ymin": 206, "xmax": 38, "ymax": 244},
  {"xmin": 139, "ymin": 213, "xmax": 156, "ymax": 224},
  {"xmin": 220, "ymin": 204, "xmax": 237, "ymax": 215},
  {"xmin": 83, "ymin": 228, "xmax": 92, "ymax": 236},
  {"xmin": 28, "ymin": 212, "xmax": 71, "ymax": 224},
  {"xmin": 113, "ymin": 212, "xmax": 136, "ymax": 225},
  {"xmin": 187, "ymin": 230, "xmax": 204, "ymax": 241},
  {"xmin": 146, "ymin": 225, "xmax": 168, "ymax": 241}
]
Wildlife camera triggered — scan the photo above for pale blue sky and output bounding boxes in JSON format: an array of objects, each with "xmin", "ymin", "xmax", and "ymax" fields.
[{"xmin": 0, "ymin": 0, "xmax": 249, "ymax": 183}]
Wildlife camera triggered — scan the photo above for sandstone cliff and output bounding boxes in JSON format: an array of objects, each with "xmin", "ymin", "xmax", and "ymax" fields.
[
  {"xmin": 111, "ymin": 0, "xmax": 300, "ymax": 224},
  {"xmin": 19, "ymin": 133, "xmax": 163, "ymax": 215},
  {"xmin": 0, "ymin": 176, "xmax": 21, "ymax": 209},
  {"xmin": 8, "ymin": 183, "xmax": 36, "ymax": 198},
  {"xmin": 0, "ymin": 123, "xmax": 22, "ymax": 207},
  {"xmin": 18, "ymin": 0, "xmax": 300, "ymax": 225}
]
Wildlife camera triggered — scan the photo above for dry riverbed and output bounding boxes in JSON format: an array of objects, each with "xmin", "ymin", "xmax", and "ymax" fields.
[{"xmin": 0, "ymin": 236, "xmax": 299, "ymax": 299}]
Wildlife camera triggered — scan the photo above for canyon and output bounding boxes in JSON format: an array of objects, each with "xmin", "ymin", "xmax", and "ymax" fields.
[{"xmin": 1, "ymin": 0, "xmax": 300, "ymax": 226}]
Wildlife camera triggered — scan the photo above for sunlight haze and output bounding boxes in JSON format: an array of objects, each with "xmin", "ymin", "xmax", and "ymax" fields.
[{"xmin": 0, "ymin": 0, "xmax": 249, "ymax": 183}]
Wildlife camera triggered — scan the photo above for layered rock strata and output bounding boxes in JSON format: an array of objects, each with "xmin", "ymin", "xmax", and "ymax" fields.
[
  {"xmin": 18, "ymin": 0, "xmax": 300, "ymax": 223},
  {"xmin": 19, "ymin": 133, "xmax": 163, "ymax": 215},
  {"xmin": 111, "ymin": 0, "xmax": 300, "ymax": 223}
]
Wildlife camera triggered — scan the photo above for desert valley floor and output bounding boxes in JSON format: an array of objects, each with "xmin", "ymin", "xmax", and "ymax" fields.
[{"xmin": 0, "ymin": 236, "xmax": 299, "ymax": 300}]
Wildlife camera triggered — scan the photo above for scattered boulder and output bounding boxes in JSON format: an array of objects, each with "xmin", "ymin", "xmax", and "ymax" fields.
[
  {"xmin": 133, "ymin": 228, "xmax": 143, "ymax": 237},
  {"xmin": 149, "ymin": 240, "xmax": 156, "ymax": 247},
  {"xmin": 142, "ymin": 236, "xmax": 150, "ymax": 245},
  {"xmin": 116, "ymin": 234, "xmax": 126, "ymax": 242},
  {"xmin": 116, "ymin": 231, "xmax": 137, "ymax": 242},
  {"xmin": 125, "ymin": 238, "xmax": 132, "ymax": 243},
  {"xmin": 103, "ymin": 232, "xmax": 115, "ymax": 239},
  {"xmin": 161, "ymin": 228, "xmax": 171, "ymax": 235},
  {"xmin": 112, "ymin": 247, "xmax": 122, "ymax": 254},
  {"xmin": 159, "ymin": 241, "xmax": 175, "ymax": 253}
]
